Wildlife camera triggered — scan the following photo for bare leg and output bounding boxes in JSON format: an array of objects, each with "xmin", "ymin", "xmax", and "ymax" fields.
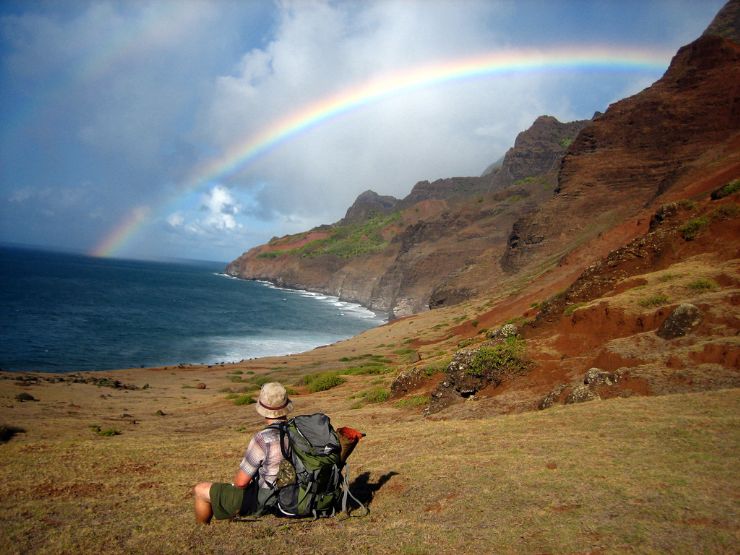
[{"xmin": 194, "ymin": 482, "xmax": 213, "ymax": 524}]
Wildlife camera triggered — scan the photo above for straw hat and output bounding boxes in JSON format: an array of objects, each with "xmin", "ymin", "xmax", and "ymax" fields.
[{"xmin": 255, "ymin": 382, "xmax": 293, "ymax": 418}]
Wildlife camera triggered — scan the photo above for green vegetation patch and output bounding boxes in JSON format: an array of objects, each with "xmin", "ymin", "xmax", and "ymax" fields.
[
  {"xmin": 558, "ymin": 137, "xmax": 573, "ymax": 148},
  {"xmin": 256, "ymin": 250, "xmax": 284, "ymax": 259},
  {"xmin": 90, "ymin": 425, "xmax": 121, "ymax": 437},
  {"xmin": 711, "ymin": 178, "xmax": 740, "ymax": 200},
  {"xmin": 658, "ymin": 273, "xmax": 681, "ymax": 283},
  {"xmin": 233, "ymin": 394, "xmax": 257, "ymax": 406},
  {"xmin": 249, "ymin": 375, "xmax": 273, "ymax": 387},
  {"xmin": 424, "ymin": 360, "xmax": 450, "ymax": 376},
  {"xmin": 340, "ymin": 365, "xmax": 393, "ymax": 376},
  {"xmin": 467, "ymin": 336, "xmax": 528, "ymax": 379},
  {"xmin": 303, "ymin": 372, "xmax": 346, "ymax": 393},
  {"xmin": 687, "ymin": 278, "xmax": 718, "ymax": 292},
  {"xmin": 351, "ymin": 387, "xmax": 391, "ymax": 407},
  {"xmin": 394, "ymin": 395, "xmax": 429, "ymax": 409},
  {"xmin": 564, "ymin": 302, "xmax": 586, "ymax": 316},
  {"xmin": 679, "ymin": 216, "xmax": 709, "ymax": 240},
  {"xmin": 639, "ymin": 294, "xmax": 670, "ymax": 308},
  {"xmin": 263, "ymin": 212, "xmax": 402, "ymax": 259}
]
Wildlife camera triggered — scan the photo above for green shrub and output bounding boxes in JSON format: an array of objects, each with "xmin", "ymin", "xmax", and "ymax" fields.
[
  {"xmin": 90, "ymin": 425, "xmax": 120, "ymax": 437},
  {"xmin": 355, "ymin": 387, "xmax": 390, "ymax": 404},
  {"xmin": 233, "ymin": 394, "xmax": 256, "ymax": 406},
  {"xmin": 687, "ymin": 278, "xmax": 718, "ymax": 292},
  {"xmin": 468, "ymin": 337, "xmax": 527, "ymax": 378},
  {"xmin": 711, "ymin": 179, "xmax": 740, "ymax": 200},
  {"xmin": 458, "ymin": 338, "xmax": 476, "ymax": 348},
  {"xmin": 249, "ymin": 375, "xmax": 272, "ymax": 387},
  {"xmin": 305, "ymin": 372, "xmax": 346, "ymax": 393},
  {"xmin": 424, "ymin": 360, "xmax": 450, "ymax": 376},
  {"xmin": 658, "ymin": 273, "xmax": 680, "ymax": 283},
  {"xmin": 639, "ymin": 294, "xmax": 670, "ymax": 308},
  {"xmin": 679, "ymin": 216, "xmax": 709, "ymax": 240},
  {"xmin": 364, "ymin": 387, "xmax": 390, "ymax": 403},
  {"xmin": 228, "ymin": 370, "xmax": 243, "ymax": 375},
  {"xmin": 677, "ymin": 199, "xmax": 696, "ymax": 210}
]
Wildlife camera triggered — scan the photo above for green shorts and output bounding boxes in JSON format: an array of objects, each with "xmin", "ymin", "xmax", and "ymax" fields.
[{"xmin": 209, "ymin": 482, "xmax": 276, "ymax": 520}]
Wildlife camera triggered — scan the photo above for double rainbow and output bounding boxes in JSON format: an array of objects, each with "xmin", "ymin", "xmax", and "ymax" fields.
[{"xmin": 91, "ymin": 45, "xmax": 673, "ymax": 258}]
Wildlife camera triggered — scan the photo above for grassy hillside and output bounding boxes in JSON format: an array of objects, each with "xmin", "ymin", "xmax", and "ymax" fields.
[{"xmin": 1, "ymin": 383, "xmax": 738, "ymax": 553}]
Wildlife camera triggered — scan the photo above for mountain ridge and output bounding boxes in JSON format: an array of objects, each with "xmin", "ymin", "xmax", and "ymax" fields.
[{"xmin": 226, "ymin": 114, "xmax": 589, "ymax": 318}]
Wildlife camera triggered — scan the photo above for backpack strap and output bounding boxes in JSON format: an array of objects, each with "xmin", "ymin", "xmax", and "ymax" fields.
[
  {"xmin": 340, "ymin": 462, "xmax": 369, "ymax": 517},
  {"xmin": 265, "ymin": 421, "xmax": 292, "ymax": 460}
]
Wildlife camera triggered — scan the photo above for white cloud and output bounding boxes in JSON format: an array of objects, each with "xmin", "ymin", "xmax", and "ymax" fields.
[
  {"xmin": 166, "ymin": 185, "xmax": 244, "ymax": 239},
  {"xmin": 166, "ymin": 212, "xmax": 185, "ymax": 228},
  {"xmin": 201, "ymin": 185, "xmax": 241, "ymax": 232}
]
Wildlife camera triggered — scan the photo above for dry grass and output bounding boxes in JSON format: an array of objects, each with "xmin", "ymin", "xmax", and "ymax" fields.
[{"xmin": 1, "ymin": 386, "xmax": 738, "ymax": 554}]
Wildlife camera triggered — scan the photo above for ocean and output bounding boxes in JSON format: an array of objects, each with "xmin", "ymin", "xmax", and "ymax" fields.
[{"xmin": 0, "ymin": 246, "xmax": 384, "ymax": 373}]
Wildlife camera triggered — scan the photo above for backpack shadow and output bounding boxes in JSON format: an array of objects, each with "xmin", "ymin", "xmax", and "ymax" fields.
[{"xmin": 348, "ymin": 471, "xmax": 399, "ymax": 507}]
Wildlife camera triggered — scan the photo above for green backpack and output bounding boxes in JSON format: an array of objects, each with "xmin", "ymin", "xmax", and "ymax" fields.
[{"xmin": 268, "ymin": 413, "xmax": 365, "ymax": 518}]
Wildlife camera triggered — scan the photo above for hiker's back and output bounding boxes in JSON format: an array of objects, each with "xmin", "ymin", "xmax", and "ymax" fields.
[{"xmin": 270, "ymin": 413, "xmax": 343, "ymax": 517}]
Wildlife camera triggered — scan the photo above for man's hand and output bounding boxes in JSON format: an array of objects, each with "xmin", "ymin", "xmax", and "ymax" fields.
[{"xmin": 232, "ymin": 469, "xmax": 252, "ymax": 489}]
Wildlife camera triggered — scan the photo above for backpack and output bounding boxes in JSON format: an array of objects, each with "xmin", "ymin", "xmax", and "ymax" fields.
[{"xmin": 267, "ymin": 413, "xmax": 366, "ymax": 518}]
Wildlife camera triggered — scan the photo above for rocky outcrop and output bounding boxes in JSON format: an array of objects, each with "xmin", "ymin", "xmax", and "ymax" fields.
[
  {"xmin": 489, "ymin": 115, "xmax": 590, "ymax": 191},
  {"xmin": 426, "ymin": 336, "xmax": 531, "ymax": 413},
  {"xmin": 657, "ymin": 303, "xmax": 702, "ymax": 339},
  {"xmin": 341, "ymin": 190, "xmax": 399, "ymax": 224},
  {"xmin": 539, "ymin": 368, "xmax": 622, "ymax": 409}
]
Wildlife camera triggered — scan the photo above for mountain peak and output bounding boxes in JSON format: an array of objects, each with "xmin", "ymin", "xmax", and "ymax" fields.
[
  {"xmin": 342, "ymin": 190, "xmax": 399, "ymax": 224},
  {"xmin": 703, "ymin": 0, "xmax": 740, "ymax": 43}
]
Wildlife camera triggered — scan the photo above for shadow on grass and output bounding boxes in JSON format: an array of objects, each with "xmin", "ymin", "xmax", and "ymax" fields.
[
  {"xmin": 0, "ymin": 424, "xmax": 26, "ymax": 443},
  {"xmin": 349, "ymin": 471, "xmax": 399, "ymax": 506}
]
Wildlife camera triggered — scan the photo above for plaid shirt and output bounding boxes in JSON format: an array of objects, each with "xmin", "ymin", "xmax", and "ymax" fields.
[{"xmin": 239, "ymin": 427, "xmax": 287, "ymax": 489}]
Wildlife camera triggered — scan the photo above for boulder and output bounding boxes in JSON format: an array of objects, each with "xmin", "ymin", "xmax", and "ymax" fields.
[
  {"xmin": 487, "ymin": 323, "xmax": 518, "ymax": 339},
  {"xmin": 657, "ymin": 303, "xmax": 702, "ymax": 339},
  {"xmin": 539, "ymin": 384, "xmax": 566, "ymax": 409},
  {"xmin": 390, "ymin": 367, "xmax": 427, "ymax": 397},
  {"xmin": 565, "ymin": 385, "xmax": 600, "ymax": 404},
  {"xmin": 584, "ymin": 368, "xmax": 619, "ymax": 386}
]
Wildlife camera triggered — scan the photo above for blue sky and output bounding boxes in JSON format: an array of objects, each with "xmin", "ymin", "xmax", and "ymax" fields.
[{"xmin": 0, "ymin": 0, "xmax": 726, "ymax": 262}]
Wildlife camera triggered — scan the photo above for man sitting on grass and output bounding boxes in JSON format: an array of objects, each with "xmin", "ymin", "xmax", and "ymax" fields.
[{"xmin": 193, "ymin": 382, "xmax": 293, "ymax": 524}]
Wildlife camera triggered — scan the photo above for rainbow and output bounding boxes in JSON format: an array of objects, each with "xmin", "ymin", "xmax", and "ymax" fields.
[
  {"xmin": 92, "ymin": 45, "xmax": 673, "ymax": 258},
  {"xmin": 91, "ymin": 205, "xmax": 151, "ymax": 258}
]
